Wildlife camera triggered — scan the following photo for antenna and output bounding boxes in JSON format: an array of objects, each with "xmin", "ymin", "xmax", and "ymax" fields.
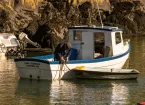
[{"xmin": 96, "ymin": 1, "xmax": 103, "ymax": 28}]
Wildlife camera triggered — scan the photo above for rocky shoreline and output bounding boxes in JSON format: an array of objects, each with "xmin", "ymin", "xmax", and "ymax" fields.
[{"xmin": 0, "ymin": 0, "xmax": 145, "ymax": 50}]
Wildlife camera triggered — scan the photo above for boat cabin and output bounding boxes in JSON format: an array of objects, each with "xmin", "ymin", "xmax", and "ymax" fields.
[
  {"xmin": 0, "ymin": 33, "xmax": 20, "ymax": 49},
  {"xmin": 68, "ymin": 26, "xmax": 124, "ymax": 60}
]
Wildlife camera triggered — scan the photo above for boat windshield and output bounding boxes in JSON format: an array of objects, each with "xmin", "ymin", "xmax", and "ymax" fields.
[{"xmin": 10, "ymin": 38, "xmax": 19, "ymax": 45}]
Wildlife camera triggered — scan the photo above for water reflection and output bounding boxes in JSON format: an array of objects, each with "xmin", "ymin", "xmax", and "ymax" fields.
[
  {"xmin": 73, "ymin": 80, "xmax": 138, "ymax": 105},
  {"xmin": 111, "ymin": 83, "xmax": 129, "ymax": 104},
  {"xmin": 129, "ymin": 36, "xmax": 145, "ymax": 76},
  {"xmin": 0, "ymin": 53, "xmax": 18, "ymax": 105},
  {"xmin": 50, "ymin": 80, "xmax": 77, "ymax": 105},
  {"xmin": 16, "ymin": 79, "xmax": 52, "ymax": 105},
  {"xmin": 1, "ymin": 69, "xmax": 140, "ymax": 105},
  {"xmin": 1, "ymin": 36, "xmax": 145, "ymax": 105}
]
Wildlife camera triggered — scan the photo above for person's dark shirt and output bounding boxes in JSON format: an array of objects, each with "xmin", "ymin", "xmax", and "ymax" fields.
[{"xmin": 54, "ymin": 42, "xmax": 71, "ymax": 61}]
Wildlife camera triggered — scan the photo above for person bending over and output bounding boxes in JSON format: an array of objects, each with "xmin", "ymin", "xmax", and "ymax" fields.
[{"xmin": 54, "ymin": 42, "xmax": 72, "ymax": 63}]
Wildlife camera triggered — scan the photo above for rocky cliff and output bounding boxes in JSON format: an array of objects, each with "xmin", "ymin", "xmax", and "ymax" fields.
[
  {"xmin": 1, "ymin": 0, "xmax": 43, "ymax": 9},
  {"xmin": 0, "ymin": 0, "xmax": 145, "ymax": 49}
]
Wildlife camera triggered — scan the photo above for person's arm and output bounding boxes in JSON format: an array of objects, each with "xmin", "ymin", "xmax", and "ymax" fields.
[
  {"xmin": 55, "ymin": 43, "xmax": 66, "ymax": 63},
  {"xmin": 65, "ymin": 49, "xmax": 71, "ymax": 62},
  {"xmin": 57, "ymin": 46, "xmax": 65, "ymax": 63},
  {"xmin": 66, "ymin": 57, "xmax": 69, "ymax": 62},
  {"xmin": 60, "ymin": 56, "xmax": 65, "ymax": 63}
]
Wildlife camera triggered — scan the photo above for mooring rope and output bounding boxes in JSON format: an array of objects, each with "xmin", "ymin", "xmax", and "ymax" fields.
[
  {"xmin": 59, "ymin": 63, "xmax": 64, "ymax": 80},
  {"xmin": 64, "ymin": 63, "xmax": 76, "ymax": 79},
  {"xmin": 53, "ymin": 63, "xmax": 65, "ymax": 80},
  {"xmin": 53, "ymin": 62, "xmax": 76, "ymax": 80}
]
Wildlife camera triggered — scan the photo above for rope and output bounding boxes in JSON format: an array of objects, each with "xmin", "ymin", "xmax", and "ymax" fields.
[
  {"xmin": 53, "ymin": 62, "xmax": 76, "ymax": 80},
  {"xmin": 53, "ymin": 62, "xmax": 65, "ymax": 80},
  {"xmin": 64, "ymin": 63, "xmax": 71, "ymax": 71},
  {"xmin": 59, "ymin": 63, "xmax": 64, "ymax": 80},
  {"xmin": 64, "ymin": 63, "xmax": 76, "ymax": 79}
]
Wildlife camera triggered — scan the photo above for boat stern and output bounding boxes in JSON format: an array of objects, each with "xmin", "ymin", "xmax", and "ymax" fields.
[{"xmin": 14, "ymin": 58, "xmax": 53, "ymax": 80}]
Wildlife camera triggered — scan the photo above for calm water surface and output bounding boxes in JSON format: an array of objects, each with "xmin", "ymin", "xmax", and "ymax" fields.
[{"xmin": 0, "ymin": 36, "xmax": 145, "ymax": 105}]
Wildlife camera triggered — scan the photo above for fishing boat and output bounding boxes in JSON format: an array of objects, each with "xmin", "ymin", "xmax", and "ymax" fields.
[
  {"xmin": 0, "ymin": 33, "xmax": 20, "ymax": 53},
  {"xmin": 13, "ymin": 25, "xmax": 138, "ymax": 80}
]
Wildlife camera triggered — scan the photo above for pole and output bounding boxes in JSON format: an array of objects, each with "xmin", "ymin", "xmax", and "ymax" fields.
[{"xmin": 96, "ymin": 1, "xmax": 103, "ymax": 28}]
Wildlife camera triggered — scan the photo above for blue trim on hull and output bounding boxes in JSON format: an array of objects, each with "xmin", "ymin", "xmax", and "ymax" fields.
[
  {"xmin": 14, "ymin": 43, "xmax": 130, "ymax": 65},
  {"xmin": 33, "ymin": 54, "xmax": 54, "ymax": 60}
]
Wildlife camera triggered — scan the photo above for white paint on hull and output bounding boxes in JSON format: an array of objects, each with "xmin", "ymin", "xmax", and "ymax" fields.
[
  {"xmin": 15, "ymin": 42, "xmax": 130, "ymax": 80},
  {"xmin": 15, "ymin": 52, "xmax": 129, "ymax": 80}
]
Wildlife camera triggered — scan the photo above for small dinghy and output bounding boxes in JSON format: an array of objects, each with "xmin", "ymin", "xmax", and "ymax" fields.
[
  {"xmin": 0, "ymin": 33, "xmax": 20, "ymax": 53},
  {"xmin": 72, "ymin": 66, "xmax": 140, "ymax": 80}
]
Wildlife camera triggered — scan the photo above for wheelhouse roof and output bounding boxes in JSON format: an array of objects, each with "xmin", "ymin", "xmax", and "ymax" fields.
[
  {"xmin": 68, "ymin": 26, "xmax": 123, "ymax": 32},
  {"xmin": 0, "ymin": 33, "xmax": 15, "ymax": 36}
]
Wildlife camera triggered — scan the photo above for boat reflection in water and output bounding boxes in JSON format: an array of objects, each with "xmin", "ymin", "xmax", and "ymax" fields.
[
  {"xmin": 111, "ymin": 82, "xmax": 129, "ymax": 104},
  {"xmin": 15, "ymin": 79, "xmax": 52, "ymax": 105},
  {"xmin": 15, "ymin": 79, "xmax": 138, "ymax": 105},
  {"xmin": 15, "ymin": 79, "xmax": 76, "ymax": 105}
]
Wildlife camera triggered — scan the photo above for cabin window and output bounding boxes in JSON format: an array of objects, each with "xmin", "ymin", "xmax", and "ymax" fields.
[
  {"xmin": 73, "ymin": 31, "xmax": 82, "ymax": 41},
  {"xmin": 115, "ymin": 32, "xmax": 122, "ymax": 44},
  {"xmin": 10, "ymin": 38, "xmax": 19, "ymax": 45},
  {"xmin": 94, "ymin": 32, "xmax": 105, "ymax": 58}
]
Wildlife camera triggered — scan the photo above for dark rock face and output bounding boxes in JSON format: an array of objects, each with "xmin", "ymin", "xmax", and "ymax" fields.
[
  {"xmin": 0, "ymin": 0, "xmax": 145, "ymax": 49},
  {"xmin": 14, "ymin": 0, "xmax": 19, "ymax": 7},
  {"xmin": 106, "ymin": 0, "xmax": 145, "ymax": 34},
  {"xmin": 29, "ymin": 24, "xmax": 55, "ymax": 49},
  {"xmin": 0, "ymin": 9, "xmax": 9, "ymax": 32},
  {"xmin": 79, "ymin": 2, "xmax": 92, "ymax": 25}
]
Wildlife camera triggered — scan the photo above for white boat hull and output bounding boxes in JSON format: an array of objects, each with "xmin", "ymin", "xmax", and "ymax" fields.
[{"xmin": 14, "ymin": 47, "xmax": 129, "ymax": 80}]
